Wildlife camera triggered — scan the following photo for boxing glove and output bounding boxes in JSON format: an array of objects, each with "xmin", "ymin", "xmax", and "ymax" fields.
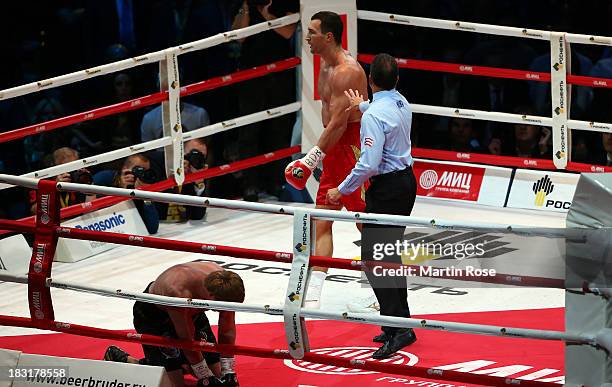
[
  {"xmin": 220, "ymin": 357, "xmax": 238, "ymax": 386},
  {"xmin": 285, "ymin": 146, "xmax": 325, "ymax": 190},
  {"xmin": 221, "ymin": 373, "xmax": 238, "ymax": 386},
  {"xmin": 196, "ymin": 376, "xmax": 225, "ymax": 386}
]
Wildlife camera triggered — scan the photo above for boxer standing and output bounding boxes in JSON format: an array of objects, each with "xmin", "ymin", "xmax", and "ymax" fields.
[{"xmin": 285, "ymin": 11, "xmax": 368, "ymax": 308}]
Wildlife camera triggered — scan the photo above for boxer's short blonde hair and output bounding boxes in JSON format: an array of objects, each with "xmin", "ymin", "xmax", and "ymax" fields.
[{"xmin": 204, "ymin": 270, "xmax": 245, "ymax": 303}]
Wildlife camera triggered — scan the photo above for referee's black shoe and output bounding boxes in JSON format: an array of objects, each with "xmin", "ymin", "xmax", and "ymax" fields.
[
  {"xmin": 372, "ymin": 329, "xmax": 417, "ymax": 359},
  {"xmin": 372, "ymin": 331, "xmax": 391, "ymax": 343}
]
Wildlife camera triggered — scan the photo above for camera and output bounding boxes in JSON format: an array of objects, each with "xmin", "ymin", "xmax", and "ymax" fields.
[
  {"xmin": 185, "ymin": 149, "xmax": 207, "ymax": 170},
  {"xmin": 131, "ymin": 166, "xmax": 157, "ymax": 184},
  {"xmin": 70, "ymin": 169, "xmax": 93, "ymax": 185}
]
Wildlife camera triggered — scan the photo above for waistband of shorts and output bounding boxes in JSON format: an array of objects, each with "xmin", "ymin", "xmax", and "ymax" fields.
[
  {"xmin": 346, "ymin": 121, "xmax": 361, "ymax": 130},
  {"xmin": 370, "ymin": 166, "xmax": 413, "ymax": 183}
]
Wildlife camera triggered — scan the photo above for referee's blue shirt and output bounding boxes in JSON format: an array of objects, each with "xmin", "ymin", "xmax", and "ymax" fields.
[{"xmin": 338, "ymin": 89, "xmax": 413, "ymax": 195}]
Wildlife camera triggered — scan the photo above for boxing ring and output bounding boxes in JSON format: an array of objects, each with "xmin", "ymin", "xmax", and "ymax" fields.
[{"xmin": 0, "ymin": 1, "xmax": 611, "ymax": 386}]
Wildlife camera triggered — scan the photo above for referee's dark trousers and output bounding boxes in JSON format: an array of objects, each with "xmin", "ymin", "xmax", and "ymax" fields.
[{"xmin": 362, "ymin": 166, "xmax": 417, "ymax": 335}]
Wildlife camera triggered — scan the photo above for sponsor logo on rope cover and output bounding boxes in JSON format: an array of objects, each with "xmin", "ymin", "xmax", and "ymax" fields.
[{"xmin": 284, "ymin": 346, "xmax": 418, "ymax": 375}]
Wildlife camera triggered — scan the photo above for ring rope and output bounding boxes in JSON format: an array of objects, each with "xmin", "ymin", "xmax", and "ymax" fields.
[
  {"xmin": 0, "ymin": 15, "xmax": 300, "ymax": 101},
  {"xmin": 0, "ymin": 58, "xmax": 300, "ymax": 145},
  {"xmin": 0, "ymin": 272, "xmax": 592, "ymax": 346},
  {"xmin": 5, "ymin": 173, "xmax": 581, "ymax": 237},
  {"xmin": 0, "ymin": 101, "xmax": 300, "ymax": 190},
  {"xmin": 0, "ymin": 315, "xmax": 555, "ymax": 387},
  {"xmin": 357, "ymin": 10, "xmax": 612, "ymax": 43},
  {"xmin": 9, "ymin": 175, "xmax": 571, "ymax": 237},
  {"xmin": 0, "ymin": 215, "xmax": 567, "ymax": 289},
  {"xmin": 0, "ymin": 146, "xmax": 300, "ymax": 236},
  {"xmin": 359, "ymin": 54, "xmax": 612, "ymax": 89},
  {"xmin": 412, "ymin": 149, "xmax": 612, "ymax": 173}
]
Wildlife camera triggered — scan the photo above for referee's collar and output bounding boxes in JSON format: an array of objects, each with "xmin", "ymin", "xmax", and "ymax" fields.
[{"xmin": 372, "ymin": 89, "xmax": 396, "ymax": 101}]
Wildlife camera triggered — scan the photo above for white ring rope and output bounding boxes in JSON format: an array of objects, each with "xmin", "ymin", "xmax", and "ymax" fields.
[
  {"xmin": 412, "ymin": 103, "xmax": 612, "ymax": 135},
  {"xmin": 0, "ymin": 14, "xmax": 300, "ymax": 101},
  {"xmin": 0, "ymin": 272, "xmax": 594, "ymax": 345},
  {"xmin": 360, "ymin": 10, "xmax": 612, "ymax": 135},
  {"xmin": 0, "ymin": 173, "xmax": 575, "ymax": 237},
  {"xmin": 357, "ymin": 10, "xmax": 552, "ymax": 41},
  {"xmin": 0, "ymin": 102, "xmax": 301, "ymax": 191}
]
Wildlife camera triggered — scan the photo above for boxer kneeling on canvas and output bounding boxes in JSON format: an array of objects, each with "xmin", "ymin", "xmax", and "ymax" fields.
[{"xmin": 104, "ymin": 262, "xmax": 244, "ymax": 387}]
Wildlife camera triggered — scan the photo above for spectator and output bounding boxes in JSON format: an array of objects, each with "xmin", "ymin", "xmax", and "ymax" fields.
[
  {"xmin": 24, "ymin": 97, "xmax": 70, "ymax": 170},
  {"xmin": 529, "ymin": 51, "xmax": 593, "ymax": 119},
  {"xmin": 141, "ymin": 102, "xmax": 210, "ymax": 143},
  {"xmin": 446, "ymin": 118, "xmax": 485, "ymax": 153},
  {"xmin": 73, "ymin": 72, "xmax": 143, "ymax": 156},
  {"xmin": 156, "ymin": 138, "xmax": 210, "ymax": 222},
  {"xmin": 490, "ymin": 110, "xmax": 551, "ymax": 160},
  {"xmin": 596, "ymin": 133, "xmax": 612, "ymax": 167},
  {"xmin": 232, "ymin": 0, "xmax": 299, "ymax": 201},
  {"xmin": 112, "ymin": 154, "xmax": 160, "ymax": 234},
  {"xmin": 83, "ymin": 0, "xmax": 160, "ymax": 65},
  {"xmin": 30, "ymin": 147, "xmax": 95, "ymax": 214}
]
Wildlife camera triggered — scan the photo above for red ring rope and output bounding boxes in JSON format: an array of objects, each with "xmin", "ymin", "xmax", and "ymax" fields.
[
  {"xmin": 0, "ymin": 58, "xmax": 300, "ymax": 145},
  {"xmin": 0, "ymin": 145, "xmax": 300, "ymax": 236},
  {"xmin": 412, "ymin": 147, "xmax": 612, "ymax": 173},
  {"xmin": 359, "ymin": 53, "xmax": 612, "ymax": 88},
  {"xmin": 0, "ymin": 211, "xmax": 566, "ymax": 290},
  {"xmin": 0, "ymin": 315, "xmax": 557, "ymax": 387}
]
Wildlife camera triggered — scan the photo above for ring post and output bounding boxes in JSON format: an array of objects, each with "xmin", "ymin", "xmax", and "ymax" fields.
[
  {"xmin": 565, "ymin": 173, "xmax": 612, "ymax": 384},
  {"xmin": 28, "ymin": 180, "xmax": 60, "ymax": 326},
  {"xmin": 284, "ymin": 210, "xmax": 312, "ymax": 359},
  {"xmin": 550, "ymin": 32, "xmax": 570, "ymax": 169},
  {"xmin": 160, "ymin": 50, "xmax": 185, "ymax": 186}
]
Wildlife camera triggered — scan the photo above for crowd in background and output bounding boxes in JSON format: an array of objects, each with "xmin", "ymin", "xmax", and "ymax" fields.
[{"xmin": 1, "ymin": 0, "xmax": 611, "ymax": 223}]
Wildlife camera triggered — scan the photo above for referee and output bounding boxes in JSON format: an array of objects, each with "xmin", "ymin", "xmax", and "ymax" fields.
[{"xmin": 326, "ymin": 53, "xmax": 417, "ymax": 359}]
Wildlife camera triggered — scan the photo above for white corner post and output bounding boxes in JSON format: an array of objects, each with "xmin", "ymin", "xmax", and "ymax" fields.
[
  {"xmin": 300, "ymin": 0, "xmax": 358, "ymax": 200},
  {"xmin": 565, "ymin": 173, "xmax": 612, "ymax": 385},
  {"xmin": 159, "ymin": 49, "xmax": 185, "ymax": 185},
  {"xmin": 550, "ymin": 32, "xmax": 570, "ymax": 169},
  {"xmin": 284, "ymin": 210, "xmax": 312, "ymax": 359}
]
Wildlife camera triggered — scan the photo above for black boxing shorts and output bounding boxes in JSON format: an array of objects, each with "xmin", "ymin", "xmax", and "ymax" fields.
[{"xmin": 133, "ymin": 282, "xmax": 220, "ymax": 371}]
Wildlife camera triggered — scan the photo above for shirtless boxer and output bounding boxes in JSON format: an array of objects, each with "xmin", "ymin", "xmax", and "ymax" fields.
[
  {"xmin": 285, "ymin": 11, "xmax": 368, "ymax": 308},
  {"xmin": 104, "ymin": 262, "xmax": 244, "ymax": 387}
]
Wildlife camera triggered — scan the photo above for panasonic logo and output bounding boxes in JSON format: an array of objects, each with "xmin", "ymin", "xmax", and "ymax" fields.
[{"xmin": 75, "ymin": 214, "xmax": 126, "ymax": 231}]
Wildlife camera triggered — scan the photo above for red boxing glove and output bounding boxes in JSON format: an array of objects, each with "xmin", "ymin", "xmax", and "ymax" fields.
[
  {"xmin": 285, "ymin": 159, "xmax": 311, "ymax": 190},
  {"xmin": 284, "ymin": 146, "xmax": 325, "ymax": 190}
]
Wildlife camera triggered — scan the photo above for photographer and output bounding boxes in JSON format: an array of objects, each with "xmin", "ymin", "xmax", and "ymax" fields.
[
  {"xmin": 114, "ymin": 154, "xmax": 160, "ymax": 234},
  {"xmin": 157, "ymin": 138, "xmax": 210, "ymax": 222},
  {"xmin": 29, "ymin": 147, "xmax": 95, "ymax": 214}
]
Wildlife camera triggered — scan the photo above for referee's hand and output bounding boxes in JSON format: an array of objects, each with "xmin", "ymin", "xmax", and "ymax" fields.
[
  {"xmin": 344, "ymin": 89, "xmax": 364, "ymax": 112},
  {"xmin": 326, "ymin": 188, "xmax": 342, "ymax": 205}
]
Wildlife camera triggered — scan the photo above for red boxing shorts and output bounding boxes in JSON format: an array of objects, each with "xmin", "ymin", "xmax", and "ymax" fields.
[{"xmin": 316, "ymin": 121, "xmax": 366, "ymax": 212}]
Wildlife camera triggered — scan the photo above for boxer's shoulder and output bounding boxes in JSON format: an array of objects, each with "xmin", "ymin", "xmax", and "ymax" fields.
[{"xmin": 330, "ymin": 64, "xmax": 364, "ymax": 91}]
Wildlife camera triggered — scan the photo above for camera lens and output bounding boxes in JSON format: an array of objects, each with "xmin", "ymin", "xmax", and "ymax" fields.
[
  {"xmin": 131, "ymin": 166, "xmax": 157, "ymax": 184},
  {"xmin": 70, "ymin": 170, "xmax": 93, "ymax": 185},
  {"xmin": 185, "ymin": 149, "xmax": 206, "ymax": 170}
]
